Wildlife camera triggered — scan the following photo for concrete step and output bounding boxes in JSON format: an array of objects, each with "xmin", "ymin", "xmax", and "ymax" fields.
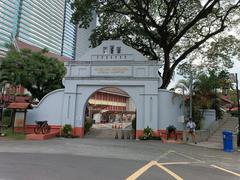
[
  {"xmin": 208, "ymin": 138, "xmax": 223, "ymax": 143},
  {"xmin": 221, "ymin": 127, "xmax": 238, "ymax": 130},
  {"xmin": 85, "ymin": 128, "xmax": 132, "ymax": 139},
  {"xmin": 214, "ymin": 130, "xmax": 235, "ymax": 134},
  {"xmin": 207, "ymin": 116, "xmax": 238, "ymax": 144},
  {"xmin": 210, "ymin": 135, "xmax": 222, "ymax": 139},
  {"xmin": 221, "ymin": 123, "xmax": 238, "ymax": 126},
  {"xmin": 26, "ymin": 130, "xmax": 60, "ymax": 140},
  {"xmin": 208, "ymin": 136, "xmax": 221, "ymax": 140},
  {"xmin": 224, "ymin": 122, "xmax": 238, "ymax": 125},
  {"xmin": 86, "ymin": 128, "xmax": 115, "ymax": 138}
]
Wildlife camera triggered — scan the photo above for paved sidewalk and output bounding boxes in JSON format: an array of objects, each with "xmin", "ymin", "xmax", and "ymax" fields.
[
  {"xmin": 188, "ymin": 141, "xmax": 222, "ymax": 149},
  {"xmin": 188, "ymin": 141, "xmax": 240, "ymax": 152}
]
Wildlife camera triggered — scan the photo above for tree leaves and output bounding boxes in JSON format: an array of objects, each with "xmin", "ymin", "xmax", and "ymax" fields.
[{"xmin": 0, "ymin": 48, "xmax": 66, "ymax": 100}]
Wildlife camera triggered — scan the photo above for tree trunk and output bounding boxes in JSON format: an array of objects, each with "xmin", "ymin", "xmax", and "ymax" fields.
[
  {"xmin": 161, "ymin": 69, "xmax": 173, "ymax": 89},
  {"xmin": 160, "ymin": 51, "xmax": 173, "ymax": 89}
]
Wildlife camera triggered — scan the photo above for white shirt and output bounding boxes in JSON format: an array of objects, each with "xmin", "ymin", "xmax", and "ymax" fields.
[{"xmin": 186, "ymin": 121, "xmax": 196, "ymax": 129}]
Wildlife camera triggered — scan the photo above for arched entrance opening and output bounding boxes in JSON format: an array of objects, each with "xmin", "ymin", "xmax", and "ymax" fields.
[{"xmin": 83, "ymin": 87, "xmax": 137, "ymax": 139}]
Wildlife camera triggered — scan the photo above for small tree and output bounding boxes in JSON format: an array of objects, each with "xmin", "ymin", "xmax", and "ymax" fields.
[
  {"xmin": 0, "ymin": 46, "xmax": 66, "ymax": 100},
  {"xmin": 193, "ymin": 70, "xmax": 227, "ymax": 120}
]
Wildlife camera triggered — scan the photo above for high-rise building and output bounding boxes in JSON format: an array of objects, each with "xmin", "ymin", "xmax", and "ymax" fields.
[
  {"xmin": 0, "ymin": 0, "xmax": 77, "ymax": 59},
  {"xmin": 18, "ymin": 0, "xmax": 65, "ymax": 55},
  {"xmin": 62, "ymin": 0, "xmax": 77, "ymax": 59},
  {"xmin": 0, "ymin": 0, "xmax": 21, "ymax": 58}
]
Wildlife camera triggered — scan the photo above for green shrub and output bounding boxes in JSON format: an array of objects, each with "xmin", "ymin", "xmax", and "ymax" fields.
[
  {"xmin": 2, "ymin": 116, "xmax": 11, "ymax": 126},
  {"xmin": 166, "ymin": 125, "xmax": 177, "ymax": 140},
  {"xmin": 62, "ymin": 124, "xmax": 72, "ymax": 137},
  {"xmin": 84, "ymin": 117, "xmax": 93, "ymax": 134},
  {"xmin": 166, "ymin": 125, "xmax": 176, "ymax": 134},
  {"xmin": 139, "ymin": 127, "xmax": 161, "ymax": 141},
  {"xmin": 3, "ymin": 109, "xmax": 11, "ymax": 117},
  {"xmin": 143, "ymin": 126, "xmax": 153, "ymax": 139}
]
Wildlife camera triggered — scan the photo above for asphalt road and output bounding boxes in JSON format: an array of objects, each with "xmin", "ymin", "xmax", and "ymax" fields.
[{"xmin": 0, "ymin": 138, "xmax": 239, "ymax": 180}]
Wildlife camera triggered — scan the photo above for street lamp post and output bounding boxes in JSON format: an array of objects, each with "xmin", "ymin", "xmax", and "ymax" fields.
[
  {"xmin": 0, "ymin": 90, "xmax": 3, "ymax": 133},
  {"xmin": 182, "ymin": 87, "xmax": 185, "ymax": 123},
  {"xmin": 235, "ymin": 74, "xmax": 240, "ymax": 147},
  {"xmin": 189, "ymin": 72, "xmax": 193, "ymax": 119}
]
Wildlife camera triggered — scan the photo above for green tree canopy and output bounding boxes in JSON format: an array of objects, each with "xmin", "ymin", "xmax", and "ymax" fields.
[
  {"xmin": 0, "ymin": 46, "xmax": 66, "ymax": 100},
  {"xmin": 194, "ymin": 70, "xmax": 231, "ymax": 96},
  {"xmin": 71, "ymin": 0, "xmax": 240, "ymax": 88}
]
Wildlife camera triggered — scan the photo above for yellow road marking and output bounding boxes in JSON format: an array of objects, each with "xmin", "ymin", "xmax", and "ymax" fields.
[
  {"xmin": 211, "ymin": 165, "xmax": 240, "ymax": 177},
  {"xmin": 159, "ymin": 162, "xmax": 190, "ymax": 165},
  {"xmin": 156, "ymin": 163, "xmax": 184, "ymax": 180},
  {"xmin": 126, "ymin": 161, "xmax": 184, "ymax": 180},
  {"xmin": 126, "ymin": 161, "xmax": 156, "ymax": 180}
]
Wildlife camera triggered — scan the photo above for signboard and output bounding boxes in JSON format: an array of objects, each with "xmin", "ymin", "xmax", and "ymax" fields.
[
  {"xmin": 14, "ymin": 111, "xmax": 25, "ymax": 128},
  {"xmin": 91, "ymin": 66, "xmax": 132, "ymax": 77}
]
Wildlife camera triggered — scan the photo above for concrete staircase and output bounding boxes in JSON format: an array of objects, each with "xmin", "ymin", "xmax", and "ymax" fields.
[
  {"xmin": 85, "ymin": 128, "xmax": 132, "ymax": 139},
  {"xmin": 207, "ymin": 116, "xmax": 238, "ymax": 143},
  {"xmin": 85, "ymin": 128, "xmax": 116, "ymax": 139}
]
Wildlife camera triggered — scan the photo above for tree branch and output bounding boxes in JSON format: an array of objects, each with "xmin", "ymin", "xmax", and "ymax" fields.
[
  {"xmin": 171, "ymin": 26, "xmax": 226, "ymax": 71},
  {"xmin": 170, "ymin": 0, "xmax": 219, "ymax": 48}
]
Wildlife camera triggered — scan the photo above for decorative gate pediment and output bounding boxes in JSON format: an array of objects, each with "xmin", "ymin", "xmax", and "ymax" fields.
[
  {"xmin": 64, "ymin": 40, "xmax": 162, "ymax": 87},
  {"xmin": 77, "ymin": 40, "xmax": 148, "ymax": 62}
]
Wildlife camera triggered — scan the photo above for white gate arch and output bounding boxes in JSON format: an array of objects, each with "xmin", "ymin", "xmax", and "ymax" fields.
[
  {"xmin": 61, "ymin": 40, "xmax": 161, "ymax": 137},
  {"xmin": 27, "ymin": 40, "xmax": 184, "ymax": 138}
]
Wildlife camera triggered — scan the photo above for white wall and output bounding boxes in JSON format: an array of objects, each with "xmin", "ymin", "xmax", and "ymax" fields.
[
  {"xmin": 26, "ymin": 89, "xmax": 64, "ymax": 125},
  {"xmin": 201, "ymin": 109, "xmax": 216, "ymax": 130},
  {"xmin": 158, "ymin": 89, "xmax": 184, "ymax": 130}
]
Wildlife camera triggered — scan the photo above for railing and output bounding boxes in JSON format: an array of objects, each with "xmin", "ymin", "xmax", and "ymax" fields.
[{"xmin": 183, "ymin": 113, "xmax": 233, "ymax": 143}]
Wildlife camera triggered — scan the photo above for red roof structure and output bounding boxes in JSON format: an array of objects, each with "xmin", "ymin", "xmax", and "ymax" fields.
[
  {"xmin": 16, "ymin": 40, "xmax": 71, "ymax": 62},
  {"xmin": 7, "ymin": 103, "xmax": 32, "ymax": 109},
  {"xmin": 220, "ymin": 96, "xmax": 233, "ymax": 104}
]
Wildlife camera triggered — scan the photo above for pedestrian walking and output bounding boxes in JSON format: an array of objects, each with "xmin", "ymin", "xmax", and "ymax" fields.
[{"xmin": 186, "ymin": 118, "xmax": 197, "ymax": 144}]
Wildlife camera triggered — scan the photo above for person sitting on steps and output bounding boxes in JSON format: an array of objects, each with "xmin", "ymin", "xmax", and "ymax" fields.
[{"xmin": 186, "ymin": 118, "xmax": 197, "ymax": 144}]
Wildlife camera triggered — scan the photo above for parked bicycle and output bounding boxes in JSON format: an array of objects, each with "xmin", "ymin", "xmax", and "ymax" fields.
[{"xmin": 34, "ymin": 121, "xmax": 51, "ymax": 134}]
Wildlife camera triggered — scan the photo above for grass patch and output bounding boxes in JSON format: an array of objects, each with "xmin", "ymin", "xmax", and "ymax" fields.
[
  {"xmin": 2, "ymin": 116, "xmax": 11, "ymax": 126},
  {"xmin": 1, "ymin": 128, "xmax": 25, "ymax": 140},
  {"xmin": 1, "ymin": 113, "xmax": 25, "ymax": 140}
]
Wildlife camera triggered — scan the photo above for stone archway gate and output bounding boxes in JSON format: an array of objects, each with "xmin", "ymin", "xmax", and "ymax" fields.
[{"xmin": 27, "ymin": 40, "xmax": 184, "ymax": 138}]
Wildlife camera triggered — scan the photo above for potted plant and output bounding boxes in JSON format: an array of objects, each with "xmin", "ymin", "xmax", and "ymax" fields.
[
  {"xmin": 166, "ymin": 125, "xmax": 177, "ymax": 140},
  {"xmin": 139, "ymin": 126, "xmax": 153, "ymax": 140},
  {"xmin": 62, "ymin": 124, "xmax": 72, "ymax": 138}
]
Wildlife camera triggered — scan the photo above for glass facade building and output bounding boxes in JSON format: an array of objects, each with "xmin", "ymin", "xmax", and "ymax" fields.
[
  {"xmin": 0, "ymin": 0, "xmax": 21, "ymax": 57},
  {"xmin": 0, "ymin": 0, "xmax": 76, "ymax": 59},
  {"xmin": 62, "ymin": 0, "xmax": 76, "ymax": 58}
]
